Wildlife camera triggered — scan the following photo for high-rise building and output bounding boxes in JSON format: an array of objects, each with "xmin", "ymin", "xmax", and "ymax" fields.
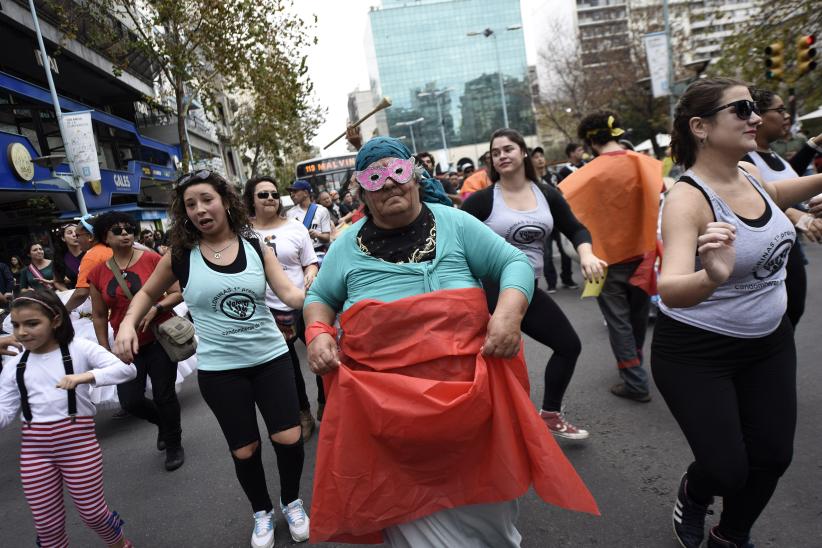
[
  {"xmin": 575, "ymin": 0, "xmax": 631, "ymax": 68},
  {"xmin": 365, "ymin": 0, "xmax": 536, "ymax": 158}
]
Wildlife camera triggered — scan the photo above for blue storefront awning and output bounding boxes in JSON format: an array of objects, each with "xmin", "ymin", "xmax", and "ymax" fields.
[{"xmin": 0, "ymin": 70, "xmax": 180, "ymax": 159}]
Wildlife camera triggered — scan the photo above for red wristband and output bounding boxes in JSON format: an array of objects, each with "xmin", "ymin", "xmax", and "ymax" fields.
[{"xmin": 305, "ymin": 321, "xmax": 337, "ymax": 346}]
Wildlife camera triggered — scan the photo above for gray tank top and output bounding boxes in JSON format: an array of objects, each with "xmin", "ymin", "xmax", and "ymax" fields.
[
  {"xmin": 659, "ymin": 169, "xmax": 795, "ymax": 338},
  {"xmin": 484, "ymin": 182, "xmax": 553, "ymax": 278}
]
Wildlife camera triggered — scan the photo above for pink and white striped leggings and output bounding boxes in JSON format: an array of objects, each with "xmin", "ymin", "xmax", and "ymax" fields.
[{"xmin": 20, "ymin": 417, "xmax": 125, "ymax": 548}]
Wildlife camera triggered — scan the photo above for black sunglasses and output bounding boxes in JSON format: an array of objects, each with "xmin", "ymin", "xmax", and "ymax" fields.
[
  {"xmin": 175, "ymin": 169, "xmax": 214, "ymax": 188},
  {"xmin": 110, "ymin": 225, "xmax": 136, "ymax": 236},
  {"xmin": 700, "ymin": 99, "xmax": 760, "ymax": 120},
  {"xmin": 256, "ymin": 191, "xmax": 280, "ymax": 200}
]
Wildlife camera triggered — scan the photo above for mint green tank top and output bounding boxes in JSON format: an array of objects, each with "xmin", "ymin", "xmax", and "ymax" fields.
[{"xmin": 183, "ymin": 239, "xmax": 287, "ymax": 371}]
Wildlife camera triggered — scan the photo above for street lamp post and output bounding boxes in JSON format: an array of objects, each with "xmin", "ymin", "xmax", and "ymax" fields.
[
  {"xmin": 417, "ymin": 89, "xmax": 452, "ymax": 159},
  {"xmin": 467, "ymin": 26, "xmax": 522, "ymax": 129},
  {"xmin": 395, "ymin": 117, "xmax": 425, "ymax": 154},
  {"xmin": 27, "ymin": 0, "xmax": 88, "ymax": 215}
]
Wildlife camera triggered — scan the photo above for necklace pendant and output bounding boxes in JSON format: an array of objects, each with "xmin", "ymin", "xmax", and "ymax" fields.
[{"xmin": 214, "ymin": 252, "xmax": 221, "ymax": 260}]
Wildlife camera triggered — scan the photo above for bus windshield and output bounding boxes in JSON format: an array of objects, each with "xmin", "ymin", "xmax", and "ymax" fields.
[{"xmin": 295, "ymin": 154, "xmax": 357, "ymax": 193}]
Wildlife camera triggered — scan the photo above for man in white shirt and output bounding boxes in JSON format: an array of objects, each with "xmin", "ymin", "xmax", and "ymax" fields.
[{"xmin": 286, "ymin": 180, "xmax": 333, "ymax": 256}]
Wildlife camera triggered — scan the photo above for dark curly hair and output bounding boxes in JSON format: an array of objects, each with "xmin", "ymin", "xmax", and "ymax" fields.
[
  {"xmin": 12, "ymin": 287, "xmax": 74, "ymax": 346},
  {"xmin": 92, "ymin": 212, "xmax": 137, "ymax": 244},
  {"xmin": 243, "ymin": 176, "xmax": 283, "ymax": 217},
  {"xmin": 168, "ymin": 171, "xmax": 255, "ymax": 257},
  {"xmin": 577, "ymin": 111, "xmax": 623, "ymax": 148},
  {"xmin": 487, "ymin": 128, "xmax": 540, "ymax": 183},
  {"xmin": 751, "ymin": 88, "xmax": 777, "ymax": 116},
  {"xmin": 670, "ymin": 77, "xmax": 748, "ymax": 169}
]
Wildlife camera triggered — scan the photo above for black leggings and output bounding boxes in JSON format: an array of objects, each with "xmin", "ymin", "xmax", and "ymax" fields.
[
  {"xmin": 198, "ymin": 354, "xmax": 303, "ymax": 511},
  {"xmin": 652, "ymin": 313, "xmax": 796, "ymax": 541},
  {"xmin": 117, "ymin": 341, "xmax": 182, "ymax": 448},
  {"xmin": 484, "ymin": 280, "xmax": 581, "ymax": 411}
]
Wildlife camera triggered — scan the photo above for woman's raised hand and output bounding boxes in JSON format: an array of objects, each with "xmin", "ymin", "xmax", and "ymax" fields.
[{"xmin": 698, "ymin": 222, "xmax": 736, "ymax": 284}]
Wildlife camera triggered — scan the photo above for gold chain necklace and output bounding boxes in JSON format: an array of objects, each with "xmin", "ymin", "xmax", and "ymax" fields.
[{"xmin": 201, "ymin": 238, "xmax": 236, "ymax": 260}]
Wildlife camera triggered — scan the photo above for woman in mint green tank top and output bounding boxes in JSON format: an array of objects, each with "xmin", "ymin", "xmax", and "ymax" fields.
[{"xmin": 112, "ymin": 172, "xmax": 312, "ymax": 545}]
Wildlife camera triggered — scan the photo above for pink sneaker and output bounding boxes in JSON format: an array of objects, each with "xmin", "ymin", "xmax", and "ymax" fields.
[{"xmin": 540, "ymin": 410, "xmax": 590, "ymax": 440}]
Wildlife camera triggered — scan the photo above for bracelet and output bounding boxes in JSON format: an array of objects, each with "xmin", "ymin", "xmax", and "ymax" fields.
[
  {"xmin": 808, "ymin": 139, "xmax": 822, "ymax": 154},
  {"xmin": 153, "ymin": 303, "xmax": 165, "ymax": 314},
  {"xmin": 305, "ymin": 321, "xmax": 337, "ymax": 346}
]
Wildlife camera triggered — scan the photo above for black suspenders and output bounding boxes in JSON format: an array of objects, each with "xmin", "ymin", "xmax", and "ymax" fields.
[{"xmin": 16, "ymin": 344, "xmax": 77, "ymax": 425}]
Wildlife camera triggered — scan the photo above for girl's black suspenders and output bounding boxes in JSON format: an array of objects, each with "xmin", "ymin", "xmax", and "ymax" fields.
[{"xmin": 16, "ymin": 344, "xmax": 77, "ymax": 425}]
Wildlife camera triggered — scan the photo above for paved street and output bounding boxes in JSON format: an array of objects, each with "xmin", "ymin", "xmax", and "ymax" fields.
[{"xmin": 1, "ymin": 245, "xmax": 821, "ymax": 548}]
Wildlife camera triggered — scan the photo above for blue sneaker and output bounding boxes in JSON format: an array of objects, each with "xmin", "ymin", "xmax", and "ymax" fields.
[
  {"xmin": 250, "ymin": 510, "xmax": 274, "ymax": 548},
  {"xmin": 280, "ymin": 498, "xmax": 310, "ymax": 542}
]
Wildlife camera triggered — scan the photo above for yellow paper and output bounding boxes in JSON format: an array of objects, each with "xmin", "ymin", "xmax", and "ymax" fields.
[{"xmin": 581, "ymin": 268, "xmax": 607, "ymax": 299}]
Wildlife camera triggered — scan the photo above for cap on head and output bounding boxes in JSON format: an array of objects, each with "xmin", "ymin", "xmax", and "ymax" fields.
[
  {"xmin": 531, "ymin": 146, "xmax": 545, "ymax": 156},
  {"xmin": 287, "ymin": 180, "xmax": 312, "ymax": 192}
]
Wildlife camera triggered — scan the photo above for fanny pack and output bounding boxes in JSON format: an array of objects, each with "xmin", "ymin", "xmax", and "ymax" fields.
[{"xmin": 107, "ymin": 257, "xmax": 197, "ymax": 362}]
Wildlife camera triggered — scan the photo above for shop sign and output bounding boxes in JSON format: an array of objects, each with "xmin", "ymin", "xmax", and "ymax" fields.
[{"xmin": 7, "ymin": 142, "xmax": 35, "ymax": 182}]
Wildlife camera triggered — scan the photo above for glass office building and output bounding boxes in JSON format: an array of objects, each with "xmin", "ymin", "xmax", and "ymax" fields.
[{"xmin": 366, "ymin": 0, "xmax": 535, "ymax": 152}]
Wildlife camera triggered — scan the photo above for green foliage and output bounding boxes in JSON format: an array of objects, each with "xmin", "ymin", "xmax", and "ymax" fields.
[
  {"xmin": 46, "ymin": 0, "xmax": 322, "ymax": 173},
  {"xmin": 708, "ymin": 0, "xmax": 821, "ymax": 115}
]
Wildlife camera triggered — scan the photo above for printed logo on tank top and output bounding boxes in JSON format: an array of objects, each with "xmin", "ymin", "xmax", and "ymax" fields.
[
  {"xmin": 211, "ymin": 287, "xmax": 257, "ymax": 322},
  {"xmin": 510, "ymin": 224, "xmax": 547, "ymax": 245},
  {"xmin": 734, "ymin": 230, "xmax": 794, "ymax": 290}
]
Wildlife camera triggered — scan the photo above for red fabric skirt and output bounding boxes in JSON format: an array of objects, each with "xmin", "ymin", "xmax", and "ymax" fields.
[{"xmin": 309, "ymin": 287, "xmax": 599, "ymax": 543}]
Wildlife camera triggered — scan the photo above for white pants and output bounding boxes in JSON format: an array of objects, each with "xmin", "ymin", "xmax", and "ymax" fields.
[{"xmin": 383, "ymin": 500, "xmax": 521, "ymax": 548}]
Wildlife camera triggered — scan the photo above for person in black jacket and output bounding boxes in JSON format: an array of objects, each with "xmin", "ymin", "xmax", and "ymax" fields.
[{"xmin": 463, "ymin": 128, "xmax": 607, "ymax": 440}]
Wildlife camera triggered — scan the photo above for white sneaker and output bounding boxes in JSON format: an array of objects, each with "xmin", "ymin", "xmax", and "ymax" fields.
[
  {"xmin": 250, "ymin": 510, "xmax": 274, "ymax": 548},
  {"xmin": 280, "ymin": 498, "xmax": 310, "ymax": 542}
]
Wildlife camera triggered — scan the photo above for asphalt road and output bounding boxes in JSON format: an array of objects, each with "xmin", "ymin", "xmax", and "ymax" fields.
[{"xmin": 1, "ymin": 245, "xmax": 821, "ymax": 547}]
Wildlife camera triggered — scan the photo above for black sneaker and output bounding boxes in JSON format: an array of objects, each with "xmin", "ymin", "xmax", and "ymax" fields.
[
  {"xmin": 165, "ymin": 446, "xmax": 185, "ymax": 471},
  {"xmin": 673, "ymin": 473, "xmax": 713, "ymax": 548},
  {"xmin": 610, "ymin": 383, "xmax": 651, "ymax": 403},
  {"xmin": 706, "ymin": 527, "xmax": 754, "ymax": 548},
  {"xmin": 156, "ymin": 428, "xmax": 166, "ymax": 451}
]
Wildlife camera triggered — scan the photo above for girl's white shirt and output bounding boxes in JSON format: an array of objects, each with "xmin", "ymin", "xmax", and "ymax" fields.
[{"xmin": 0, "ymin": 338, "xmax": 136, "ymax": 428}]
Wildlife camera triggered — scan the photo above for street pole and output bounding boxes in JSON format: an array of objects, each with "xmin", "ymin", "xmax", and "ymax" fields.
[
  {"xmin": 491, "ymin": 32, "xmax": 510, "ymax": 128},
  {"xmin": 408, "ymin": 125, "xmax": 417, "ymax": 154},
  {"xmin": 663, "ymin": 0, "xmax": 675, "ymax": 125},
  {"xmin": 434, "ymin": 95, "xmax": 448, "ymax": 157},
  {"xmin": 28, "ymin": 0, "xmax": 88, "ymax": 215}
]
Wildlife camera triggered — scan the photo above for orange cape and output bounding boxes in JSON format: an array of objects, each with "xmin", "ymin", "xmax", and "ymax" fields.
[
  {"xmin": 309, "ymin": 288, "xmax": 599, "ymax": 544},
  {"xmin": 558, "ymin": 151, "xmax": 662, "ymax": 265}
]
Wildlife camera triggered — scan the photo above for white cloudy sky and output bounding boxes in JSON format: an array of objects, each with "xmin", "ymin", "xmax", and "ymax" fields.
[{"xmin": 291, "ymin": 0, "xmax": 571, "ymax": 156}]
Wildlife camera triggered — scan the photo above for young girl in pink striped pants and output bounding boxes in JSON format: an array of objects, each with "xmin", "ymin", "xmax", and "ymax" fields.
[{"xmin": 0, "ymin": 290, "xmax": 137, "ymax": 547}]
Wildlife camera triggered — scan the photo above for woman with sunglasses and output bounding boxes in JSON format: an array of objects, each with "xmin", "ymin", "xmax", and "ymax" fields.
[
  {"xmin": 653, "ymin": 78, "xmax": 822, "ymax": 548},
  {"xmin": 243, "ymin": 176, "xmax": 320, "ymax": 441},
  {"xmin": 462, "ymin": 128, "xmax": 606, "ymax": 440},
  {"xmin": 743, "ymin": 88, "xmax": 822, "ymax": 328},
  {"xmin": 113, "ymin": 171, "xmax": 309, "ymax": 547},
  {"xmin": 86, "ymin": 212, "xmax": 186, "ymax": 471}
]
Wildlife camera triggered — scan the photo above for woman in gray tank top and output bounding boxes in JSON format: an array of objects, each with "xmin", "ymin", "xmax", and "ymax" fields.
[{"xmin": 652, "ymin": 78, "xmax": 822, "ymax": 548}]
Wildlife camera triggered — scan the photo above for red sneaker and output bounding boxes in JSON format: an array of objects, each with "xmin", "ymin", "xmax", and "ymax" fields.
[{"xmin": 540, "ymin": 410, "xmax": 590, "ymax": 440}]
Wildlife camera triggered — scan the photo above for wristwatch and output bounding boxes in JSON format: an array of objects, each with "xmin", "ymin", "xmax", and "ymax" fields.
[{"xmin": 153, "ymin": 303, "xmax": 165, "ymax": 314}]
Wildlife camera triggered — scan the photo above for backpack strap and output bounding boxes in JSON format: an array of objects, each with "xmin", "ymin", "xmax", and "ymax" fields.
[
  {"xmin": 302, "ymin": 203, "xmax": 318, "ymax": 229},
  {"xmin": 107, "ymin": 258, "xmax": 134, "ymax": 300},
  {"xmin": 61, "ymin": 344, "xmax": 77, "ymax": 421},
  {"xmin": 16, "ymin": 350, "xmax": 32, "ymax": 424}
]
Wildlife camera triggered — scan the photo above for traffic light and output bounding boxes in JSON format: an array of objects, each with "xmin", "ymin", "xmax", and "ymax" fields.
[
  {"xmin": 764, "ymin": 41, "xmax": 784, "ymax": 80},
  {"xmin": 796, "ymin": 34, "xmax": 817, "ymax": 77}
]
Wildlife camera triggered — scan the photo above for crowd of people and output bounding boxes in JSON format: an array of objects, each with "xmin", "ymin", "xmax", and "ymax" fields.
[{"xmin": 1, "ymin": 77, "xmax": 822, "ymax": 548}]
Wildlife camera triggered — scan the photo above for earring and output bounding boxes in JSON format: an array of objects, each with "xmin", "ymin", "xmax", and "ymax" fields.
[{"xmin": 226, "ymin": 209, "xmax": 233, "ymax": 220}]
